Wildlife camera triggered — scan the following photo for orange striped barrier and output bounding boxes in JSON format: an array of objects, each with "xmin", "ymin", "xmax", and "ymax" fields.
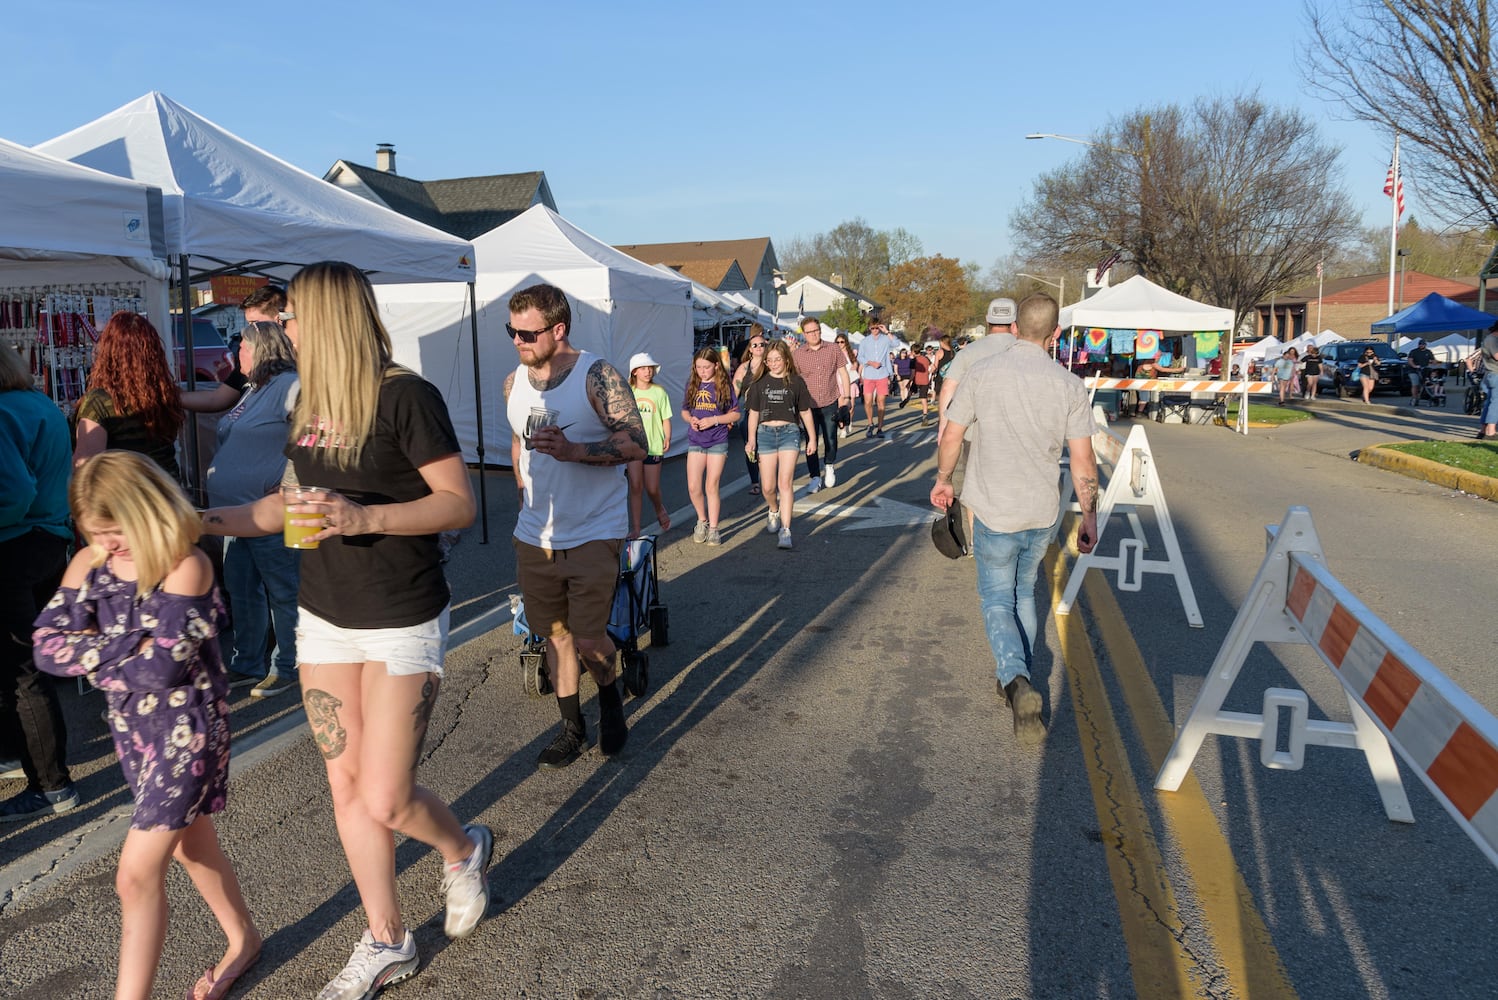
[
  {"xmin": 1084, "ymin": 377, "xmax": 1275, "ymax": 393},
  {"xmin": 1156, "ymin": 506, "xmax": 1498, "ymax": 867}
]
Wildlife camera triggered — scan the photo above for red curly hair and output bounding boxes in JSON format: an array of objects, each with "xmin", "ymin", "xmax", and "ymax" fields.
[{"xmin": 88, "ymin": 312, "xmax": 183, "ymax": 442}]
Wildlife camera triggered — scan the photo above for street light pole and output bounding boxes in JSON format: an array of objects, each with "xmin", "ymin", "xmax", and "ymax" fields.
[{"xmin": 1026, "ymin": 130, "xmax": 1148, "ymax": 279}]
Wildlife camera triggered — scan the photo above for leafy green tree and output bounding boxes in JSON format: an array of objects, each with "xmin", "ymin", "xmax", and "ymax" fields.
[
  {"xmin": 818, "ymin": 296, "xmax": 869, "ymax": 334},
  {"xmin": 874, "ymin": 255, "xmax": 972, "ymax": 335}
]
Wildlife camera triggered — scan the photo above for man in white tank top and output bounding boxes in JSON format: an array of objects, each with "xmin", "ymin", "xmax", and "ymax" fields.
[{"xmin": 505, "ymin": 284, "xmax": 647, "ymax": 770}]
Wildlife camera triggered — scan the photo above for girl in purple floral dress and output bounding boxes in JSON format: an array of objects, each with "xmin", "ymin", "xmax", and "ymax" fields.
[{"xmin": 33, "ymin": 451, "xmax": 261, "ymax": 1000}]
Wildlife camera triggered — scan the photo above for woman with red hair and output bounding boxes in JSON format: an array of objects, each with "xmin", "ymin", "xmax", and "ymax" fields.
[{"xmin": 73, "ymin": 312, "xmax": 184, "ymax": 481}]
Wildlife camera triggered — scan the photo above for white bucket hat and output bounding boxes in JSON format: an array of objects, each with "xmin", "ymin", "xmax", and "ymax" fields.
[{"xmin": 628, "ymin": 352, "xmax": 659, "ymax": 371}]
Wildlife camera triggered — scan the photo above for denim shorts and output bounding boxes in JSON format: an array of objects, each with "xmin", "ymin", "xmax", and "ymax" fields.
[
  {"xmin": 296, "ymin": 605, "xmax": 450, "ymax": 676},
  {"xmin": 687, "ymin": 441, "xmax": 729, "ymax": 456},
  {"xmin": 757, "ymin": 422, "xmax": 802, "ymax": 453}
]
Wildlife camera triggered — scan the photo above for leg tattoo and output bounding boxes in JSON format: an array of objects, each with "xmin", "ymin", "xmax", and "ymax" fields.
[
  {"xmin": 410, "ymin": 677, "xmax": 438, "ymax": 770},
  {"xmin": 304, "ymin": 689, "xmax": 348, "ymax": 760}
]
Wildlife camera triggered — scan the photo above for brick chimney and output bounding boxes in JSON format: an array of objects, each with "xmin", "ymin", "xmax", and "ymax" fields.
[{"xmin": 375, "ymin": 143, "xmax": 397, "ymax": 174}]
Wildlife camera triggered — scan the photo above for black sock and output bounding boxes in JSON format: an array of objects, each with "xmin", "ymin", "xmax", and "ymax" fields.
[
  {"xmin": 558, "ymin": 693, "xmax": 582, "ymax": 729},
  {"xmin": 597, "ymin": 676, "xmax": 622, "ymax": 708}
]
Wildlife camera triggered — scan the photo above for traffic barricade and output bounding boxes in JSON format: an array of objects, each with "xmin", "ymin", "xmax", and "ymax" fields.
[
  {"xmin": 1057, "ymin": 406, "xmax": 1203, "ymax": 628},
  {"xmin": 1156, "ymin": 506, "xmax": 1498, "ymax": 868},
  {"xmin": 1084, "ymin": 377, "xmax": 1275, "ymax": 434}
]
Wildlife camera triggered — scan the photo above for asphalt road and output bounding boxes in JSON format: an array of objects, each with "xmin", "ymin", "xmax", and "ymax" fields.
[{"xmin": 0, "ymin": 395, "xmax": 1493, "ymax": 999}]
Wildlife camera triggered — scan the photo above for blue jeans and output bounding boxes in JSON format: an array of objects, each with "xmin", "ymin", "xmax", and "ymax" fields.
[
  {"xmin": 1483, "ymin": 372, "xmax": 1498, "ymax": 425},
  {"xmin": 973, "ymin": 516, "xmax": 1054, "ymax": 687},
  {"xmin": 802, "ymin": 404, "xmax": 838, "ymax": 478},
  {"xmin": 223, "ymin": 534, "xmax": 301, "ymax": 678}
]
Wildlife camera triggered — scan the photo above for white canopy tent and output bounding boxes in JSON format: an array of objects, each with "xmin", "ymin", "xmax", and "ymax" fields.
[
  {"xmin": 377, "ymin": 206, "xmax": 694, "ymax": 464},
  {"xmin": 1313, "ymin": 329, "xmax": 1348, "ymax": 346},
  {"xmin": 1059, "ymin": 274, "xmax": 1233, "ymax": 333},
  {"xmin": 35, "ymin": 92, "xmax": 474, "ymax": 285}
]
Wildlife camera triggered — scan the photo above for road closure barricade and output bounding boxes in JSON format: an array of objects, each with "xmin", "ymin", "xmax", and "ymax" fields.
[
  {"xmin": 1084, "ymin": 377, "xmax": 1275, "ymax": 435},
  {"xmin": 1156, "ymin": 506, "xmax": 1498, "ymax": 868},
  {"xmin": 1057, "ymin": 405, "xmax": 1203, "ymax": 628}
]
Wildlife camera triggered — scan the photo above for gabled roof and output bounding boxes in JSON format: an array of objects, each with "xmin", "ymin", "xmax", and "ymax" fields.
[
  {"xmin": 615, "ymin": 237, "xmax": 774, "ymax": 281},
  {"xmin": 787, "ymin": 274, "xmax": 881, "ymax": 308},
  {"xmin": 1273, "ymin": 271, "xmax": 1480, "ymax": 306},
  {"xmin": 668, "ymin": 258, "xmax": 747, "ymax": 289},
  {"xmin": 325, "ymin": 161, "xmax": 552, "ymax": 240}
]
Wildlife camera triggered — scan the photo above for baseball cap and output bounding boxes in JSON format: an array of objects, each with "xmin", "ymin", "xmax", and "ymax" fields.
[
  {"xmin": 986, "ymin": 298, "xmax": 1017, "ymax": 325},
  {"xmin": 628, "ymin": 352, "xmax": 659, "ymax": 371},
  {"xmin": 930, "ymin": 498, "xmax": 968, "ymax": 559}
]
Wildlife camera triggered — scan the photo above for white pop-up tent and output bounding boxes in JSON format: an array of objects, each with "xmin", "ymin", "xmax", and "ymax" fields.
[
  {"xmin": 35, "ymin": 92, "xmax": 474, "ymax": 285},
  {"xmin": 1059, "ymin": 274, "xmax": 1233, "ymax": 333},
  {"xmin": 377, "ymin": 206, "xmax": 694, "ymax": 464}
]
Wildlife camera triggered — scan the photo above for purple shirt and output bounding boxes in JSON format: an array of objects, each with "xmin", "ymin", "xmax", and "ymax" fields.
[{"xmin": 686, "ymin": 380, "xmax": 733, "ymax": 448}]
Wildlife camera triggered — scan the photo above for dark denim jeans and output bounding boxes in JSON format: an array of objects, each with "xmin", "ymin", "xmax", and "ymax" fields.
[
  {"xmin": 223, "ymin": 534, "xmax": 301, "ymax": 678},
  {"xmin": 0, "ymin": 528, "xmax": 72, "ymax": 792},
  {"xmin": 802, "ymin": 404, "xmax": 839, "ymax": 478}
]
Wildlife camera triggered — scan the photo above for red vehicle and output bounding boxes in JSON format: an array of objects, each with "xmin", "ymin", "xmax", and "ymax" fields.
[{"xmin": 171, "ymin": 317, "xmax": 235, "ymax": 384}]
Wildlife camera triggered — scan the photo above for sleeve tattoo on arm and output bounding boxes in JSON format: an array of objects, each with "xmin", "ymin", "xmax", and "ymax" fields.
[
  {"xmin": 304, "ymin": 689, "xmax": 348, "ymax": 760},
  {"xmin": 1077, "ymin": 475, "xmax": 1099, "ymax": 513},
  {"xmin": 584, "ymin": 360, "xmax": 648, "ymax": 464}
]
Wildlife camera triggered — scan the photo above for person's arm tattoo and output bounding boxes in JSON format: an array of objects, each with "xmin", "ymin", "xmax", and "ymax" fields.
[
  {"xmin": 502, "ymin": 370, "xmax": 516, "ymax": 401},
  {"xmin": 582, "ymin": 360, "xmax": 647, "ymax": 464},
  {"xmin": 1077, "ymin": 474, "xmax": 1099, "ymax": 513},
  {"xmin": 305, "ymin": 689, "xmax": 347, "ymax": 760}
]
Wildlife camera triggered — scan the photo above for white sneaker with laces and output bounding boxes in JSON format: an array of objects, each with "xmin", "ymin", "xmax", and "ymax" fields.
[
  {"xmin": 777, "ymin": 527, "xmax": 793, "ymax": 550},
  {"xmin": 807, "ymin": 476, "xmax": 823, "ymax": 494},
  {"xmin": 317, "ymin": 929, "xmax": 419, "ymax": 1000},
  {"xmin": 767, "ymin": 511, "xmax": 781, "ymax": 533},
  {"xmin": 441, "ymin": 824, "xmax": 494, "ymax": 939},
  {"xmin": 823, "ymin": 462, "xmax": 836, "ymax": 487}
]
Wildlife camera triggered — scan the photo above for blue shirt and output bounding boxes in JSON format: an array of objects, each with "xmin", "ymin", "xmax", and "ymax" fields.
[
  {"xmin": 857, "ymin": 332, "xmax": 897, "ymax": 380},
  {"xmin": 0, "ymin": 388, "xmax": 72, "ymax": 543}
]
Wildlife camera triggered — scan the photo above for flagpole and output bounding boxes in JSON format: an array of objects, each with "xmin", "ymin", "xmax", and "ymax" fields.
[
  {"xmin": 1387, "ymin": 134, "xmax": 1400, "ymax": 318},
  {"xmin": 1317, "ymin": 261, "xmax": 1324, "ymax": 332}
]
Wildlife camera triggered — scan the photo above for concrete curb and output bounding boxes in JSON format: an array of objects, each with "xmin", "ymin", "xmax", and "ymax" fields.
[{"xmin": 1357, "ymin": 443, "xmax": 1498, "ymax": 501}]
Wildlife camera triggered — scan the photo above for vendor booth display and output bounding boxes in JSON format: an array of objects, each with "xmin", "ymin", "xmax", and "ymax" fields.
[{"xmin": 1059, "ymin": 275, "xmax": 1232, "ymax": 370}]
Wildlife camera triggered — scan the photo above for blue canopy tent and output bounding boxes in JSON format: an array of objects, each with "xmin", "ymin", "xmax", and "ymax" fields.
[{"xmin": 1371, "ymin": 292, "xmax": 1496, "ymax": 336}]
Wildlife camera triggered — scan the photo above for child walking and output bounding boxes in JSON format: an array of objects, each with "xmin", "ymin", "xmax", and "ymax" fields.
[
  {"xmin": 33, "ymin": 451, "xmax": 261, "ymax": 1000},
  {"xmin": 682, "ymin": 347, "xmax": 739, "ymax": 545},
  {"xmin": 626, "ymin": 352, "xmax": 672, "ymax": 536}
]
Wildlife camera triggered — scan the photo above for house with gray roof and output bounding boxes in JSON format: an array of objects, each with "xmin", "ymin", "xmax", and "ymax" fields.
[
  {"xmin": 614, "ymin": 237, "xmax": 779, "ymax": 314},
  {"xmin": 323, "ymin": 144, "xmax": 556, "ymax": 240}
]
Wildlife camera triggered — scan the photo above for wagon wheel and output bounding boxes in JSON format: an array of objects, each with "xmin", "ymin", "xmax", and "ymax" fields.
[
  {"xmin": 649, "ymin": 604, "xmax": 669, "ymax": 647},
  {"xmin": 621, "ymin": 650, "xmax": 650, "ymax": 698}
]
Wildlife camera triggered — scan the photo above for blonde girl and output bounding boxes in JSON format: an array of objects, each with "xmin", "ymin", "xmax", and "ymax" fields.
[
  {"xmin": 199, "ymin": 261, "xmax": 488, "ymax": 998},
  {"xmin": 33, "ymin": 451, "xmax": 261, "ymax": 1000},
  {"xmin": 744, "ymin": 340, "xmax": 816, "ymax": 550},
  {"xmin": 681, "ymin": 347, "xmax": 739, "ymax": 545},
  {"xmin": 626, "ymin": 352, "xmax": 672, "ymax": 535}
]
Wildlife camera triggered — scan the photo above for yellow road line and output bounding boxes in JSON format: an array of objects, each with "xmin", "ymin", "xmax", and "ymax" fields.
[
  {"xmin": 1050, "ymin": 555, "xmax": 1203, "ymax": 999},
  {"xmin": 1071, "ymin": 564, "xmax": 1299, "ymax": 998}
]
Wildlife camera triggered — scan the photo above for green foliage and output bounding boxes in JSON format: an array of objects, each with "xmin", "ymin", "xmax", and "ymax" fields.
[
  {"xmin": 780, "ymin": 218, "xmax": 924, "ymax": 294},
  {"xmin": 819, "ymin": 296, "xmax": 869, "ymax": 334},
  {"xmin": 1384, "ymin": 440, "xmax": 1498, "ymax": 478},
  {"xmin": 874, "ymin": 255, "xmax": 973, "ymax": 335}
]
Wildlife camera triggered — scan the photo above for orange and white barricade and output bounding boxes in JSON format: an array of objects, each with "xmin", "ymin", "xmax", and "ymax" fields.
[
  {"xmin": 1057, "ymin": 406, "xmax": 1202, "ymax": 628},
  {"xmin": 1156, "ymin": 506, "xmax": 1498, "ymax": 868},
  {"xmin": 1083, "ymin": 377, "xmax": 1274, "ymax": 434}
]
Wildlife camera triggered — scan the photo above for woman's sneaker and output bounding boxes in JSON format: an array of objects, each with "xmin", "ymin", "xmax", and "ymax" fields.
[
  {"xmin": 251, "ymin": 672, "xmax": 296, "ymax": 699},
  {"xmin": 767, "ymin": 511, "xmax": 781, "ymax": 534},
  {"xmin": 0, "ymin": 759, "xmax": 23, "ymax": 780},
  {"xmin": 777, "ymin": 527, "xmax": 793, "ymax": 550},
  {"xmin": 706, "ymin": 527, "xmax": 722, "ymax": 546},
  {"xmin": 441, "ymin": 824, "xmax": 494, "ymax": 939},
  {"xmin": 692, "ymin": 520, "xmax": 709, "ymax": 543},
  {"xmin": 317, "ymin": 930, "xmax": 419, "ymax": 1000},
  {"xmin": 0, "ymin": 784, "xmax": 79, "ymax": 822}
]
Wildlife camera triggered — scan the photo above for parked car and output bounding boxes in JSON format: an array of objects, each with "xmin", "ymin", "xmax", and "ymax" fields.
[
  {"xmin": 171, "ymin": 317, "xmax": 235, "ymax": 384},
  {"xmin": 1317, "ymin": 340, "xmax": 1437, "ymax": 397}
]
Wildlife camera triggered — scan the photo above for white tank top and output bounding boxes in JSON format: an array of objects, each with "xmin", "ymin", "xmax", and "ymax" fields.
[{"xmin": 509, "ymin": 351, "xmax": 627, "ymax": 549}]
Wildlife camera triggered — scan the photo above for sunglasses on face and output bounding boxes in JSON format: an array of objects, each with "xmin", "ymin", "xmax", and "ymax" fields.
[
  {"xmin": 506, "ymin": 322, "xmax": 554, "ymax": 344},
  {"xmin": 750, "ymin": 341, "xmax": 765, "ymax": 349}
]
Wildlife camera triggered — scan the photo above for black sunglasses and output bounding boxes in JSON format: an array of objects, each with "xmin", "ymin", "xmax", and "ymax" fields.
[{"xmin": 506, "ymin": 322, "xmax": 554, "ymax": 344}]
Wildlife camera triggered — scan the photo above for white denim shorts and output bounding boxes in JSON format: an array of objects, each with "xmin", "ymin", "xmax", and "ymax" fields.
[{"xmin": 295, "ymin": 605, "xmax": 450, "ymax": 677}]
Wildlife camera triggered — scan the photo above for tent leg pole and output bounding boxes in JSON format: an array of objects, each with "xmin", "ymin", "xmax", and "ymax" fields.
[
  {"xmin": 469, "ymin": 282, "xmax": 488, "ymax": 544},
  {"xmin": 178, "ymin": 253, "xmax": 203, "ymax": 503}
]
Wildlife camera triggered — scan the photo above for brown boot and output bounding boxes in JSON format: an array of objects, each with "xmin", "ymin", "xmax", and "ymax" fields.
[{"xmin": 1002, "ymin": 676, "xmax": 1045, "ymax": 744}]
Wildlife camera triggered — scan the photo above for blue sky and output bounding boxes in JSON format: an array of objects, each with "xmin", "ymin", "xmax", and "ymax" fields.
[{"xmin": 3, "ymin": 0, "xmax": 1400, "ymax": 275}]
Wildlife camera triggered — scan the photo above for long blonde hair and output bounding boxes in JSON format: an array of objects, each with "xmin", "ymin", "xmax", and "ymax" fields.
[
  {"xmin": 288, "ymin": 261, "xmax": 395, "ymax": 468},
  {"xmin": 71, "ymin": 451, "xmax": 200, "ymax": 597}
]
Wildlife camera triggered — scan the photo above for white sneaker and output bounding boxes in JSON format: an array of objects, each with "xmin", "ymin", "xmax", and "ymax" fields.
[
  {"xmin": 823, "ymin": 462, "xmax": 836, "ymax": 487},
  {"xmin": 317, "ymin": 929, "xmax": 419, "ymax": 1000},
  {"xmin": 441, "ymin": 823, "xmax": 494, "ymax": 939},
  {"xmin": 807, "ymin": 477, "xmax": 823, "ymax": 494},
  {"xmin": 692, "ymin": 520, "xmax": 708, "ymax": 543},
  {"xmin": 767, "ymin": 511, "xmax": 781, "ymax": 533},
  {"xmin": 777, "ymin": 527, "xmax": 793, "ymax": 550}
]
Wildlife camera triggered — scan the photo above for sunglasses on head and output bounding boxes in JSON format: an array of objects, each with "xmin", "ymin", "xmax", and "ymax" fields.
[{"xmin": 506, "ymin": 322, "xmax": 554, "ymax": 344}]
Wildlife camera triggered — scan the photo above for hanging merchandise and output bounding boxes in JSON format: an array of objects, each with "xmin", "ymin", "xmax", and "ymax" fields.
[
  {"xmin": 1135, "ymin": 330, "xmax": 1161, "ymax": 360},
  {"xmin": 0, "ymin": 283, "xmax": 146, "ymax": 410}
]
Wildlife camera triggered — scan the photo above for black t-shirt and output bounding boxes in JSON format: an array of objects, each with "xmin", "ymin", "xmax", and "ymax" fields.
[
  {"xmin": 286, "ymin": 372, "xmax": 460, "ymax": 629},
  {"xmin": 1409, "ymin": 347, "xmax": 1434, "ymax": 368},
  {"xmin": 745, "ymin": 373, "xmax": 812, "ymax": 423}
]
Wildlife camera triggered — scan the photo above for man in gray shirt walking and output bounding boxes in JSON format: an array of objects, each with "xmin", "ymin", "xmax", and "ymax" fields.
[{"xmin": 930, "ymin": 293, "xmax": 1099, "ymax": 743}]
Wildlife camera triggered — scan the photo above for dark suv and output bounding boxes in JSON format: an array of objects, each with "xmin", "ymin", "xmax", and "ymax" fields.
[{"xmin": 1318, "ymin": 340, "xmax": 1417, "ymax": 397}]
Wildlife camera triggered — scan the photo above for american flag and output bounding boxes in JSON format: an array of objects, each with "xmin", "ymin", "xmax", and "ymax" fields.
[
  {"xmin": 1384, "ymin": 152, "xmax": 1405, "ymax": 218},
  {"xmin": 1095, "ymin": 247, "xmax": 1123, "ymax": 282}
]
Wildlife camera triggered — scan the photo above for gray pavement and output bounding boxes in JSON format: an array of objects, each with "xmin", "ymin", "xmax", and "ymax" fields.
[{"xmin": 0, "ymin": 397, "xmax": 1494, "ymax": 999}]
